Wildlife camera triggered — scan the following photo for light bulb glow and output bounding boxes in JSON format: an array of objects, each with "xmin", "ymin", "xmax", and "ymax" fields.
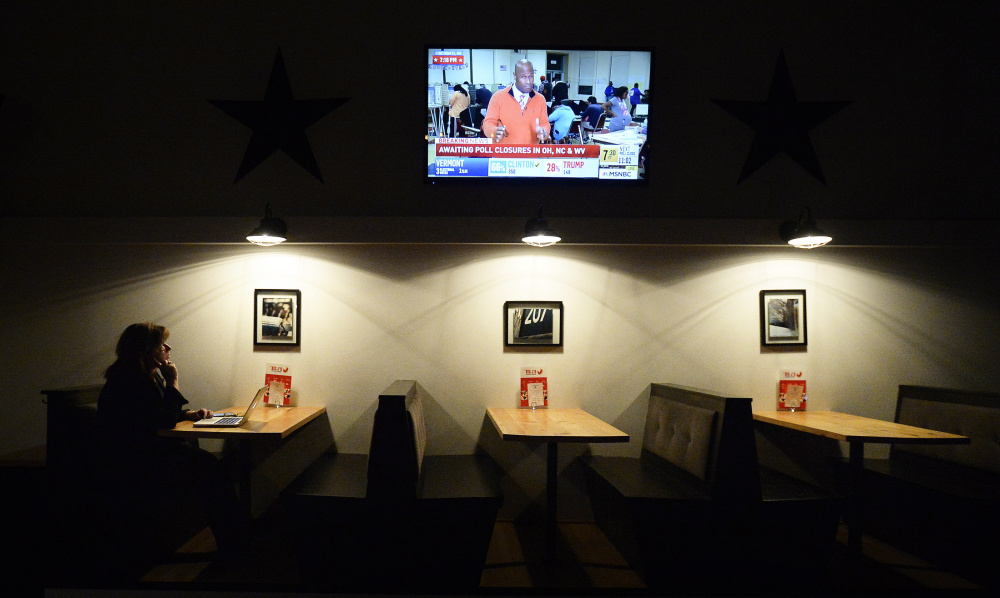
[
  {"xmin": 246, "ymin": 233, "xmax": 286, "ymax": 246},
  {"xmin": 522, "ymin": 233, "xmax": 561, "ymax": 247},
  {"xmin": 788, "ymin": 234, "xmax": 832, "ymax": 249}
]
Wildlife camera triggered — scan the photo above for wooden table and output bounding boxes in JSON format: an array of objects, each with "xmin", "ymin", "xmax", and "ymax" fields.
[
  {"xmin": 591, "ymin": 127, "xmax": 646, "ymax": 146},
  {"xmin": 160, "ymin": 405, "xmax": 325, "ymax": 518},
  {"xmin": 753, "ymin": 410, "xmax": 969, "ymax": 553},
  {"xmin": 487, "ymin": 407, "xmax": 629, "ymax": 557}
]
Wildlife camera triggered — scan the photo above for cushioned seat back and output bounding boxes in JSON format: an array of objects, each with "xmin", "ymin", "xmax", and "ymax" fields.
[
  {"xmin": 407, "ymin": 394, "xmax": 427, "ymax": 480},
  {"xmin": 643, "ymin": 396, "xmax": 717, "ymax": 481},
  {"xmin": 894, "ymin": 386, "xmax": 1000, "ymax": 474},
  {"xmin": 366, "ymin": 381, "xmax": 424, "ymax": 500},
  {"xmin": 45, "ymin": 386, "xmax": 104, "ymax": 489},
  {"xmin": 644, "ymin": 384, "xmax": 761, "ymax": 503}
]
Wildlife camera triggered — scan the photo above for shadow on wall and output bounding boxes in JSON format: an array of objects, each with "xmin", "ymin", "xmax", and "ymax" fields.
[
  {"xmin": 754, "ymin": 420, "xmax": 844, "ymax": 493},
  {"xmin": 606, "ymin": 385, "xmax": 654, "ymax": 459},
  {"xmin": 294, "ymin": 244, "xmax": 508, "ymax": 282},
  {"xmin": 331, "ymin": 398, "xmax": 380, "ymax": 453},
  {"xmin": 475, "ymin": 408, "xmax": 612, "ymax": 523},
  {"xmin": 415, "ymin": 381, "xmax": 483, "ymax": 454},
  {"xmin": 308, "ymin": 383, "xmax": 474, "ymax": 460},
  {"xmin": 222, "ymin": 409, "xmax": 336, "ymax": 517}
]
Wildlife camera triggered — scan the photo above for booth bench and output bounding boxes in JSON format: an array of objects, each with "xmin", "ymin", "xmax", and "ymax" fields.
[
  {"xmin": 281, "ymin": 380, "xmax": 503, "ymax": 592},
  {"xmin": 42, "ymin": 385, "xmax": 209, "ymax": 586},
  {"xmin": 861, "ymin": 384, "xmax": 1000, "ymax": 589},
  {"xmin": 579, "ymin": 383, "xmax": 842, "ymax": 593}
]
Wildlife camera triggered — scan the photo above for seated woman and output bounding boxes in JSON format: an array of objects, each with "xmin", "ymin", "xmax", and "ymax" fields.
[
  {"xmin": 603, "ymin": 86, "xmax": 633, "ymax": 132},
  {"xmin": 97, "ymin": 322, "xmax": 246, "ymax": 557}
]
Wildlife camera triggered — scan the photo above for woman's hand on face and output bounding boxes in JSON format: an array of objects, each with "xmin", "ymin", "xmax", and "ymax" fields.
[
  {"xmin": 159, "ymin": 360, "xmax": 179, "ymax": 388},
  {"xmin": 154, "ymin": 342, "xmax": 177, "ymax": 387}
]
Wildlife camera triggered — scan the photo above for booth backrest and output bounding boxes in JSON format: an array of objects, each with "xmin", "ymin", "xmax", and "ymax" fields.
[
  {"xmin": 365, "ymin": 379, "xmax": 425, "ymax": 500},
  {"xmin": 643, "ymin": 396, "xmax": 716, "ymax": 480},
  {"xmin": 893, "ymin": 385, "xmax": 1000, "ymax": 474},
  {"xmin": 644, "ymin": 383, "xmax": 761, "ymax": 502},
  {"xmin": 43, "ymin": 385, "xmax": 104, "ymax": 488},
  {"xmin": 583, "ymin": 383, "xmax": 841, "ymax": 593},
  {"xmin": 282, "ymin": 380, "xmax": 501, "ymax": 592}
]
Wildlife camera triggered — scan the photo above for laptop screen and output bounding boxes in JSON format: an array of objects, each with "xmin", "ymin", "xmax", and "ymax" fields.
[{"xmin": 241, "ymin": 386, "xmax": 267, "ymax": 418}]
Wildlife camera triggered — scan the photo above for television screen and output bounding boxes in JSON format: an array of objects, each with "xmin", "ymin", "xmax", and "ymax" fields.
[{"xmin": 427, "ymin": 48, "xmax": 651, "ymax": 182}]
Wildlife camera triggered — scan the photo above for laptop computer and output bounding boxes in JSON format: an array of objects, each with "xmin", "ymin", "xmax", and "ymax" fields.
[{"xmin": 193, "ymin": 386, "xmax": 266, "ymax": 427}]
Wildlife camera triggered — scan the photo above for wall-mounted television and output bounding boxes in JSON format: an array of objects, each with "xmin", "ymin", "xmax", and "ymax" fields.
[{"xmin": 427, "ymin": 47, "xmax": 651, "ymax": 183}]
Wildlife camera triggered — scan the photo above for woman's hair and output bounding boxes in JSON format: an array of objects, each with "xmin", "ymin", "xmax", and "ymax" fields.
[
  {"xmin": 616, "ymin": 86, "xmax": 629, "ymax": 99},
  {"xmin": 105, "ymin": 322, "xmax": 168, "ymax": 379},
  {"xmin": 453, "ymin": 84, "xmax": 467, "ymax": 96}
]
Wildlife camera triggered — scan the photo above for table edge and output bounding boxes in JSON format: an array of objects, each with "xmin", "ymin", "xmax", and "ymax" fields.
[
  {"xmin": 159, "ymin": 405, "xmax": 326, "ymax": 439},
  {"xmin": 486, "ymin": 407, "xmax": 630, "ymax": 443},
  {"xmin": 753, "ymin": 410, "xmax": 970, "ymax": 444}
]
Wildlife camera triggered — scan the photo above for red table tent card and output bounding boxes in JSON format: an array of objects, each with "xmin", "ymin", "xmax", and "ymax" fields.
[
  {"xmin": 778, "ymin": 379, "xmax": 807, "ymax": 411},
  {"xmin": 264, "ymin": 363, "xmax": 292, "ymax": 406},
  {"xmin": 520, "ymin": 367, "xmax": 548, "ymax": 408}
]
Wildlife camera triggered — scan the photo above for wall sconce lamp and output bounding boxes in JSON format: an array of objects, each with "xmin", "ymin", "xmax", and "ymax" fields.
[
  {"xmin": 780, "ymin": 207, "xmax": 832, "ymax": 249},
  {"xmin": 246, "ymin": 204, "xmax": 287, "ymax": 246},
  {"xmin": 522, "ymin": 205, "xmax": 561, "ymax": 247}
]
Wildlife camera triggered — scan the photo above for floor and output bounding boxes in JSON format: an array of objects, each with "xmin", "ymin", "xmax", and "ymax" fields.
[{"xmin": 119, "ymin": 504, "xmax": 985, "ymax": 596}]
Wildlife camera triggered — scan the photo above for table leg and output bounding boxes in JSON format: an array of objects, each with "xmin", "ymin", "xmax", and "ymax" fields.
[
  {"xmin": 847, "ymin": 441, "xmax": 864, "ymax": 554},
  {"xmin": 546, "ymin": 441, "xmax": 558, "ymax": 559},
  {"xmin": 238, "ymin": 439, "xmax": 252, "ymax": 521}
]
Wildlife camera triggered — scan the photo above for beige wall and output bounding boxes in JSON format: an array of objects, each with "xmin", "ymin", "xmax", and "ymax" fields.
[
  {"xmin": 5, "ymin": 232, "xmax": 998, "ymax": 460},
  {"xmin": 5, "ymin": 223, "xmax": 998, "ymax": 518}
]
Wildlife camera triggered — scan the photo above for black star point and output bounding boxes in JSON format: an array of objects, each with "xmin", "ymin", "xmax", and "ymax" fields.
[
  {"xmin": 210, "ymin": 48, "xmax": 348, "ymax": 183},
  {"xmin": 713, "ymin": 50, "xmax": 851, "ymax": 185}
]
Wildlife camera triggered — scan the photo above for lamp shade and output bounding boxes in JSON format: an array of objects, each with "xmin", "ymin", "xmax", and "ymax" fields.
[
  {"xmin": 246, "ymin": 204, "xmax": 287, "ymax": 246},
  {"xmin": 780, "ymin": 207, "xmax": 831, "ymax": 249},
  {"xmin": 522, "ymin": 205, "xmax": 561, "ymax": 247}
]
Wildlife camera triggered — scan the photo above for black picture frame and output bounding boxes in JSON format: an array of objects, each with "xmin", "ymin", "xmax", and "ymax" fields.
[
  {"xmin": 254, "ymin": 289, "xmax": 301, "ymax": 346},
  {"xmin": 504, "ymin": 301, "xmax": 563, "ymax": 346},
  {"xmin": 760, "ymin": 290, "xmax": 807, "ymax": 346}
]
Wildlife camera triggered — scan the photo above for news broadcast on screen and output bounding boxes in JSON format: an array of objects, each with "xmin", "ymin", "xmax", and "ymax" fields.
[{"xmin": 427, "ymin": 48, "xmax": 650, "ymax": 181}]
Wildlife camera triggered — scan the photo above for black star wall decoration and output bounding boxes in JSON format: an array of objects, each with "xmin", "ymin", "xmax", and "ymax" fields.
[
  {"xmin": 712, "ymin": 50, "xmax": 851, "ymax": 185},
  {"xmin": 210, "ymin": 49, "xmax": 347, "ymax": 183}
]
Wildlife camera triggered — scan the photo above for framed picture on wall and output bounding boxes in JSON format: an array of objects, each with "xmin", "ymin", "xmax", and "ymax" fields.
[
  {"xmin": 505, "ymin": 301, "xmax": 563, "ymax": 346},
  {"xmin": 255, "ymin": 289, "xmax": 300, "ymax": 346},
  {"xmin": 760, "ymin": 290, "xmax": 806, "ymax": 346}
]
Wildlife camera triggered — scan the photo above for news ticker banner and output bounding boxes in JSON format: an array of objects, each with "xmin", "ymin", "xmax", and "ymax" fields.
[
  {"xmin": 430, "ymin": 138, "xmax": 641, "ymax": 179},
  {"xmin": 429, "ymin": 50, "xmax": 465, "ymax": 69}
]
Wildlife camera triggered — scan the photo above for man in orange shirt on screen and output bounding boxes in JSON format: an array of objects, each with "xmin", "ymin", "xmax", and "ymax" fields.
[{"xmin": 482, "ymin": 59, "xmax": 550, "ymax": 144}]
